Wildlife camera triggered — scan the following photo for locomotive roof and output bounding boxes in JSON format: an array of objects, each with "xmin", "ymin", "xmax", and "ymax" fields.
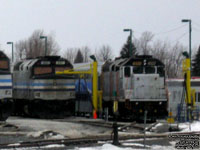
[
  {"xmin": 102, "ymin": 55, "xmax": 164, "ymax": 72},
  {"xmin": 0, "ymin": 51, "xmax": 9, "ymax": 59},
  {"xmin": 14, "ymin": 55, "xmax": 72, "ymax": 71},
  {"xmin": 120, "ymin": 56, "xmax": 165, "ymax": 66}
]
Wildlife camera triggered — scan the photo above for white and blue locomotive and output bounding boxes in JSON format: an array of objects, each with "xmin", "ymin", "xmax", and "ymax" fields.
[
  {"xmin": 0, "ymin": 51, "xmax": 13, "ymax": 121},
  {"xmin": 101, "ymin": 55, "xmax": 168, "ymax": 120},
  {"xmin": 13, "ymin": 56, "xmax": 75, "ymax": 118}
]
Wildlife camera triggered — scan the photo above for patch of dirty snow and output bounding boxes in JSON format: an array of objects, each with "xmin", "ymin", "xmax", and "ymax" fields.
[
  {"xmin": 73, "ymin": 143, "xmax": 176, "ymax": 150},
  {"xmin": 43, "ymin": 144, "xmax": 65, "ymax": 148},
  {"xmin": 7, "ymin": 117, "xmax": 111, "ymax": 138},
  {"xmin": 151, "ymin": 123, "xmax": 163, "ymax": 130},
  {"xmin": 151, "ymin": 145, "xmax": 176, "ymax": 150},
  {"xmin": 179, "ymin": 121, "xmax": 200, "ymax": 132},
  {"xmin": 77, "ymin": 144, "xmax": 133, "ymax": 150},
  {"xmin": 28, "ymin": 130, "xmax": 65, "ymax": 139},
  {"xmin": 122, "ymin": 142, "xmax": 151, "ymax": 148},
  {"xmin": 7, "ymin": 143, "xmax": 21, "ymax": 146}
]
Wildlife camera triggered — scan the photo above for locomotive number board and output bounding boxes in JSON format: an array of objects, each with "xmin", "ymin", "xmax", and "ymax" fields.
[
  {"xmin": 132, "ymin": 60, "xmax": 157, "ymax": 66},
  {"xmin": 132, "ymin": 61, "xmax": 142, "ymax": 66},
  {"xmin": 147, "ymin": 61, "xmax": 156, "ymax": 66}
]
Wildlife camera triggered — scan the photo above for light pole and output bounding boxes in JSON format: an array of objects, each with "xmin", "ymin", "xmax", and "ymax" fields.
[
  {"xmin": 182, "ymin": 19, "xmax": 192, "ymax": 69},
  {"xmin": 123, "ymin": 29, "xmax": 133, "ymax": 57},
  {"xmin": 40, "ymin": 36, "xmax": 48, "ymax": 56},
  {"xmin": 7, "ymin": 42, "xmax": 14, "ymax": 62}
]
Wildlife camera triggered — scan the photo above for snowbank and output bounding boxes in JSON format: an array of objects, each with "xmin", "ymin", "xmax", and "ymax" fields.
[
  {"xmin": 74, "ymin": 143, "xmax": 176, "ymax": 150},
  {"xmin": 179, "ymin": 121, "xmax": 200, "ymax": 132}
]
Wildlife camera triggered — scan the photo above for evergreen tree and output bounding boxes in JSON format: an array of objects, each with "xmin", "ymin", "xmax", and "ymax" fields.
[
  {"xmin": 192, "ymin": 46, "xmax": 200, "ymax": 76},
  {"xmin": 120, "ymin": 35, "xmax": 137, "ymax": 58},
  {"xmin": 74, "ymin": 50, "xmax": 84, "ymax": 63}
]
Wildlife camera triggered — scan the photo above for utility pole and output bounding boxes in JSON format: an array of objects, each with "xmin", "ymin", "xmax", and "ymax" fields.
[
  {"xmin": 7, "ymin": 42, "xmax": 14, "ymax": 62},
  {"xmin": 182, "ymin": 19, "xmax": 192, "ymax": 70}
]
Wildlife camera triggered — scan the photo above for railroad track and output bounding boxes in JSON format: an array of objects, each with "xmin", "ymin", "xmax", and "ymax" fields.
[
  {"xmin": 76, "ymin": 120, "xmax": 155, "ymax": 132},
  {"xmin": 63, "ymin": 119, "xmax": 145, "ymax": 131},
  {"xmin": 1, "ymin": 131, "xmax": 199, "ymax": 149}
]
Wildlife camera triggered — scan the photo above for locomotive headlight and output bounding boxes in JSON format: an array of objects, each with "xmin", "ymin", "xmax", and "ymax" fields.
[
  {"xmin": 159, "ymin": 102, "xmax": 162, "ymax": 105},
  {"xmin": 5, "ymin": 90, "xmax": 11, "ymax": 95}
]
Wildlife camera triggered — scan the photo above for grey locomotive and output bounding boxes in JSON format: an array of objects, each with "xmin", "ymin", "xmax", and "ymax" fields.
[
  {"xmin": 101, "ymin": 55, "xmax": 168, "ymax": 120},
  {"xmin": 0, "ymin": 51, "xmax": 13, "ymax": 121},
  {"xmin": 13, "ymin": 56, "xmax": 75, "ymax": 118}
]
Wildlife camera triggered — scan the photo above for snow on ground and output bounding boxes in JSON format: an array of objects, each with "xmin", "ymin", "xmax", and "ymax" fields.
[
  {"xmin": 179, "ymin": 121, "xmax": 200, "ymax": 132},
  {"xmin": 43, "ymin": 144, "xmax": 65, "ymax": 148},
  {"xmin": 151, "ymin": 123, "xmax": 163, "ymax": 131},
  {"xmin": 6, "ymin": 117, "xmax": 111, "ymax": 139},
  {"xmin": 72, "ymin": 143, "xmax": 176, "ymax": 150}
]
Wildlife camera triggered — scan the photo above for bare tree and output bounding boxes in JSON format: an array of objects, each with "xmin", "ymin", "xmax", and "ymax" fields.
[
  {"xmin": 63, "ymin": 48, "xmax": 78, "ymax": 63},
  {"xmin": 15, "ymin": 40, "xmax": 28, "ymax": 61},
  {"xmin": 80, "ymin": 46, "xmax": 91, "ymax": 62},
  {"xmin": 135, "ymin": 31, "xmax": 154, "ymax": 55},
  {"xmin": 96, "ymin": 45, "xmax": 113, "ymax": 62},
  {"xmin": 168, "ymin": 42, "xmax": 186, "ymax": 78},
  {"xmin": 15, "ymin": 29, "xmax": 60, "ymax": 61},
  {"xmin": 151, "ymin": 40, "xmax": 185, "ymax": 78}
]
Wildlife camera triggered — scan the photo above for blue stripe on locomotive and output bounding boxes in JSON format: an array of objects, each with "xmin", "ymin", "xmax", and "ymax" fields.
[
  {"xmin": 15, "ymin": 89, "xmax": 75, "ymax": 92},
  {"xmin": 14, "ymin": 82, "xmax": 75, "ymax": 86},
  {"xmin": 13, "ymin": 82, "xmax": 75, "ymax": 92},
  {"xmin": 75, "ymin": 79, "xmax": 92, "ymax": 94},
  {"xmin": 0, "ymin": 79, "xmax": 12, "ymax": 89},
  {"xmin": 0, "ymin": 79, "xmax": 12, "ymax": 82}
]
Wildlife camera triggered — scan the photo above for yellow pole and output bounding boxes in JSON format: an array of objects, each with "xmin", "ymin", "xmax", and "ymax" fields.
[
  {"xmin": 182, "ymin": 58, "xmax": 191, "ymax": 105},
  {"xmin": 185, "ymin": 58, "xmax": 191, "ymax": 105},
  {"xmin": 93, "ymin": 61, "xmax": 98, "ymax": 119}
]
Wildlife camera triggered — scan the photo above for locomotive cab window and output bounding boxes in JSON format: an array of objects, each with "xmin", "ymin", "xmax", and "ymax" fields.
[
  {"xmin": 145, "ymin": 66, "xmax": 155, "ymax": 74},
  {"xmin": 0, "ymin": 60, "xmax": 9, "ymax": 70},
  {"xmin": 124, "ymin": 67, "xmax": 130, "ymax": 77},
  {"xmin": 157, "ymin": 66, "xmax": 165, "ymax": 77},
  {"xmin": 133, "ymin": 66, "xmax": 143, "ymax": 74},
  {"xmin": 34, "ymin": 67, "xmax": 52, "ymax": 75}
]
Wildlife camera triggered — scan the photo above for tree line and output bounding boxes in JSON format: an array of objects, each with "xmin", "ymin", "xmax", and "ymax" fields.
[{"xmin": 13, "ymin": 29, "xmax": 199, "ymax": 78}]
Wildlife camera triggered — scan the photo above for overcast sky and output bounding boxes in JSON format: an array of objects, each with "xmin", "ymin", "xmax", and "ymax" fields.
[{"xmin": 0, "ymin": 0, "xmax": 199, "ymax": 58}]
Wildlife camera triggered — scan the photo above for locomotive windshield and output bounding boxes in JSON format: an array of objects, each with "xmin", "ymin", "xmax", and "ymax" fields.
[
  {"xmin": 145, "ymin": 66, "xmax": 155, "ymax": 74},
  {"xmin": 55, "ymin": 67, "xmax": 71, "ymax": 72},
  {"xmin": 133, "ymin": 66, "xmax": 143, "ymax": 74},
  {"xmin": 0, "ymin": 60, "xmax": 9, "ymax": 70},
  {"xmin": 157, "ymin": 66, "xmax": 165, "ymax": 77},
  {"xmin": 34, "ymin": 67, "xmax": 52, "ymax": 75},
  {"xmin": 124, "ymin": 67, "xmax": 131, "ymax": 77}
]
